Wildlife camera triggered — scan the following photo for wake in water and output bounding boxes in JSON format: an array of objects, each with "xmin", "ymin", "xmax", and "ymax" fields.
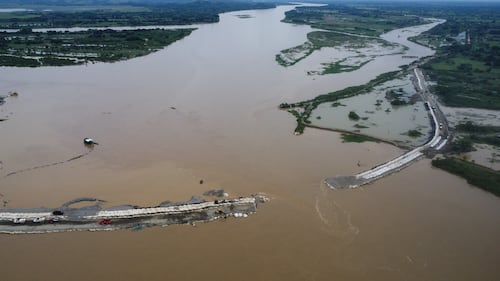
[
  {"xmin": 2, "ymin": 149, "xmax": 93, "ymax": 179},
  {"xmin": 314, "ymin": 182, "xmax": 360, "ymax": 243},
  {"xmin": 0, "ymin": 147, "xmax": 94, "ymax": 207}
]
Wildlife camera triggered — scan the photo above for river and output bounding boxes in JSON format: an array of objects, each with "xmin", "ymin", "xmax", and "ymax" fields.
[{"xmin": 0, "ymin": 5, "xmax": 499, "ymax": 281}]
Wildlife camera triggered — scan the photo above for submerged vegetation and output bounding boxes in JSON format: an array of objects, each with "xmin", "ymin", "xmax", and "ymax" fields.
[
  {"xmin": 279, "ymin": 71, "xmax": 400, "ymax": 135},
  {"xmin": 341, "ymin": 133, "xmax": 380, "ymax": 143},
  {"xmin": 275, "ymin": 29, "xmax": 401, "ymax": 71},
  {"xmin": 348, "ymin": 111, "xmax": 360, "ymax": 121},
  {"xmin": 407, "ymin": 129, "xmax": 423, "ymax": 138},
  {"xmin": 451, "ymin": 121, "xmax": 500, "ymax": 150}
]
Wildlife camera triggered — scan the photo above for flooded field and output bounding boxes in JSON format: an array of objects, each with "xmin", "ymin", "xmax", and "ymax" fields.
[
  {"xmin": 440, "ymin": 104, "xmax": 500, "ymax": 170},
  {"xmin": 0, "ymin": 5, "xmax": 499, "ymax": 281},
  {"xmin": 310, "ymin": 74, "xmax": 431, "ymax": 147}
]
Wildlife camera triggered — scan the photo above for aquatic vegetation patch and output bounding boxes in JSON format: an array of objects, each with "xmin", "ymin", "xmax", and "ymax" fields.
[
  {"xmin": 341, "ymin": 133, "xmax": 380, "ymax": 143},
  {"xmin": 279, "ymin": 71, "xmax": 400, "ymax": 135},
  {"xmin": 348, "ymin": 111, "xmax": 360, "ymax": 121},
  {"xmin": 407, "ymin": 129, "xmax": 423, "ymax": 138},
  {"xmin": 276, "ymin": 31, "xmax": 402, "ymax": 72},
  {"xmin": 275, "ymin": 41, "xmax": 314, "ymax": 67}
]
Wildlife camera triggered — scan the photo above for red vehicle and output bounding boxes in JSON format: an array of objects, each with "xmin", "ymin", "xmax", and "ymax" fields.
[{"xmin": 98, "ymin": 219, "xmax": 112, "ymax": 225}]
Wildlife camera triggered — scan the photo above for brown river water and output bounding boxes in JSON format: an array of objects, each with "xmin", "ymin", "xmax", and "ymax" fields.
[{"xmin": 0, "ymin": 5, "xmax": 499, "ymax": 281}]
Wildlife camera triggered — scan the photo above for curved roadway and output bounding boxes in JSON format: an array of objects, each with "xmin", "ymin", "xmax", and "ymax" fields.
[{"xmin": 325, "ymin": 68, "xmax": 450, "ymax": 189}]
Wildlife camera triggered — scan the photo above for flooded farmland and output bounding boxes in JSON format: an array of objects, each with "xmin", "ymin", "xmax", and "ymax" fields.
[
  {"xmin": 0, "ymin": 5, "xmax": 499, "ymax": 281},
  {"xmin": 310, "ymin": 74, "xmax": 432, "ymax": 147}
]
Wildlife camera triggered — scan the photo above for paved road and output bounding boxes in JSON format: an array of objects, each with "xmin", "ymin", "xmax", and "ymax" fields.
[
  {"xmin": 414, "ymin": 68, "xmax": 450, "ymax": 141},
  {"xmin": 326, "ymin": 68, "xmax": 451, "ymax": 189},
  {"xmin": 0, "ymin": 196, "xmax": 266, "ymax": 234}
]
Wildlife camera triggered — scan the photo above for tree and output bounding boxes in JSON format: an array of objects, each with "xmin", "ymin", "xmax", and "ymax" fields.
[{"xmin": 348, "ymin": 111, "xmax": 360, "ymax": 121}]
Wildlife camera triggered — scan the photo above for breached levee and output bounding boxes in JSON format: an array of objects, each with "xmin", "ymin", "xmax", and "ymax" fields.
[{"xmin": 0, "ymin": 194, "xmax": 268, "ymax": 234}]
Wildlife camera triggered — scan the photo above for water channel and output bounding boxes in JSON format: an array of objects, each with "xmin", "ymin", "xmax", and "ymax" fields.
[{"xmin": 0, "ymin": 4, "xmax": 499, "ymax": 281}]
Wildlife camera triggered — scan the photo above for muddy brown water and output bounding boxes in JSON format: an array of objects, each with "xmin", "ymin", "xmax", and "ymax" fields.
[{"xmin": 0, "ymin": 5, "xmax": 499, "ymax": 281}]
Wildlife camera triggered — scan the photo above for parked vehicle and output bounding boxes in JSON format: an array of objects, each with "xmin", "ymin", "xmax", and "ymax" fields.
[
  {"xmin": 98, "ymin": 219, "xmax": 112, "ymax": 225},
  {"xmin": 12, "ymin": 218, "xmax": 26, "ymax": 224},
  {"xmin": 33, "ymin": 217, "xmax": 46, "ymax": 223}
]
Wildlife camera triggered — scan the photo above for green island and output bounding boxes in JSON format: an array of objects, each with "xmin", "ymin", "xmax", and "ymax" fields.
[
  {"xmin": 0, "ymin": 0, "xmax": 275, "ymax": 66},
  {"xmin": 0, "ymin": 28, "xmax": 193, "ymax": 66},
  {"xmin": 278, "ymin": 2, "xmax": 500, "ymax": 196},
  {"xmin": 275, "ymin": 30, "xmax": 400, "ymax": 70},
  {"xmin": 275, "ymin": 3, "xmax": 427, "ymax": 72}
]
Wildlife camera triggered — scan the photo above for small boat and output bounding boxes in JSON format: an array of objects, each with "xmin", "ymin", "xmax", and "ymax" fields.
[{"xmin": 83, "ymin": 138, "xmax": 95, "ymax": 145}]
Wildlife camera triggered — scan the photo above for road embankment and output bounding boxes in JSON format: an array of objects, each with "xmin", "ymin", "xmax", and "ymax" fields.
[{"xmin": 0, "ymin": 194, "xmax": 268, "ymax": 234}]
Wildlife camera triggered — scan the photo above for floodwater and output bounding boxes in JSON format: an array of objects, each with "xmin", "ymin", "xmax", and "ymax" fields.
[
  {"xmin": 0, "ymin": 5, "xmax": 499, "ymax": 281},
  {"xmin": 310, "ymin": 74, "xmax": 431, "ymax": 147}
]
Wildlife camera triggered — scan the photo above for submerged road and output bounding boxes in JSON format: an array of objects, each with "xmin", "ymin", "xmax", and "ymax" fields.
[{"xmin": 325, "ymin": 68, "xmax": 450, "ymax": 189}]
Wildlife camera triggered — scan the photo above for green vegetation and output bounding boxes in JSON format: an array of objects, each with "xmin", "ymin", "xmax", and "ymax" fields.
[
  {"xmin": 275, "ymin": 41, "xmax": 313, "ymax": 67},
  {"xmin": 0, "ymin": 1, "xmax": 275, "ymax": 66},
  {"xmin": 276, "ymin": 29, "xmax": 399, "ymax": 69},
  {"xmin": 456, "ymin": 121, "xmax": 500, "ymax": 134},
  {"xmin": 0, "ymin": 2, "xmax": 275, "ymax": 29},
  {"xmin": 432, "ymin": 157, "xmax": 500, "ymax": 197},
  {"xmin": 319, "ymin": 59, "xmax": 371, "ymax": 75},
  {"xmin": 275, "ymin": 3, "xmax": 415, "ymax": 70},
  {"xmin": 0, "ymin": 28, "xmax": 193, "ymax": 66},
  {"xmin": 453, "ymin": 121, "xmax": 500, "ymax": 148},
  {"xmin": 450, "ymin": 137, "xmax": 475, "ymax": 153},
  {"xmin": 277, "ymin": 2, "xmax": 500, "ymax": 182},
  {"xmin": 279, "ymin": 2, "xmax": 500, "ymax": 109},
  {"xmin": 348, "ymin": 111, "xmax": 360, "ymax": 121},
  {"xmin": 407, "ymin": 129, "xmax": 423, "ymax": 138},
  {"xmin": 279, "ymin": 71, "xmax": 400, "ymax": 135},
  {"xmin": 390, "ymin": 98, "xmax": 408, "ymax": 106},
  {"xmin": 385, "ymin": 88, "xmax": 411, "ymax": 106},
  {"xmin": 354, "ymin": 124, "xmax": 369, "ymax": 129},
  {"xmin": 412, "ymin": 5, "xmax": 500, "ymax": 109},
  {"xmin": 283, "ymin": 4, "xmax": 428, "ymax": 37},
  {"xmin": 341, "ymin": 133, "xmax": 380, "ymax": 143}
]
